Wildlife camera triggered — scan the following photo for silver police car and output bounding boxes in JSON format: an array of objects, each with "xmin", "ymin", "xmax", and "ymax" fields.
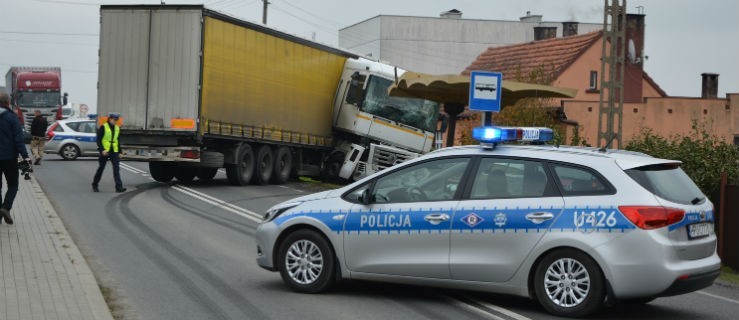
[
  {"xmin": 256, "ymin": 127, "xmax": 719, "ymax": 317},
  {"xmin": 44, "ymin": 119, "xmax": 99, "ymax": 160}
]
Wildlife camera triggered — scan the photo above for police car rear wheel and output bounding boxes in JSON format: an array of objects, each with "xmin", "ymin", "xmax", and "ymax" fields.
[
  {"xmin": 60, "ymin": 144, "xmax": 79, "ymax": 160},
  {"xmin": 278, "ymin": 230, "xmax": 335, "ymax": 293},
  {"xmin": 534, "ymin": 249, "xmax": 605, "ymax": 317}
]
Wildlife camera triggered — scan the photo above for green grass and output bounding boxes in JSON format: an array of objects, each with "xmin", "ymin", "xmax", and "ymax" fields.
[
  {"xmin": 297, "ymin": 176, "xmax": 343, "ymax": 190},
  {"xmin": 719, "ymin": 265, "xmax": 739, "ymax": 287}
]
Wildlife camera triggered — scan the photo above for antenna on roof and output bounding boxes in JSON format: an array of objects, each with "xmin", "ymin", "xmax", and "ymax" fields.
[{"xmin": 599, "ymin": 133, "xmax": 618, "ymax": 152}]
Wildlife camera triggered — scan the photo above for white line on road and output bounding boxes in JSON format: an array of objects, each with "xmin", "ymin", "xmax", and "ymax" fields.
[
  {"xmin": 460, "ymin": 295, "xmax": 532, "ymax": 320},
  {"xmin": 120, "ymin": 162, "xmax": 146, "ymax": 174},
  {"xmin": 171, "ymin": 185, "xmax": 263, "ymax": 223},
  {"xmin": 697, "ymin": 290, "xmax": 739, "ymax": 305},
  {"xmin": 439, "ymin": 295, "xmax": 506, "ymax": 320}
]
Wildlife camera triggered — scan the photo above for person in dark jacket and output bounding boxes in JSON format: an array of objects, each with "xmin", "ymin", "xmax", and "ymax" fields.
[
  {"xmin": 30, "ymin": 110, "xmax": 48, "ymax": 165},
  {"xmin": 0, "ymin": 92, "xmax": 31, "ymax": 225},
  {"xmin": 92, "ymin": 113, "xmax": 126, "ymax": 193}
]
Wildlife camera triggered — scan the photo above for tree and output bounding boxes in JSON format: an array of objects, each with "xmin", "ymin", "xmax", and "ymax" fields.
[{"xmin": 625, "ymin": 123, "xmax": 739, "ymax": 196}]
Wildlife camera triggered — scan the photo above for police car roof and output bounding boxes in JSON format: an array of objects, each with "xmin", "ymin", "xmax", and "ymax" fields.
[{"xmin": 426, "ymin": 144, "xmax": 680, "ymax": 170}]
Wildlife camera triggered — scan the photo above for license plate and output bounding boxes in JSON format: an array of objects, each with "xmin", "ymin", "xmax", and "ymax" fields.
[{"xmin": 688, "ymin": 223, "xmax": 711, "ymax": 240}]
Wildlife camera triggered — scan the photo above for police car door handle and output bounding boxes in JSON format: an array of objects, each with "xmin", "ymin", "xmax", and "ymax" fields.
[
  {"xmin": 525, "ymin": 212, "xmax": 554, "ymax": 224},
  {"xmin": 424, "ymin": 213, "xmax": 450, "ymax": 225}
]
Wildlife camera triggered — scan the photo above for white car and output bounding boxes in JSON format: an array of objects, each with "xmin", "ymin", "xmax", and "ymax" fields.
[
  {"xmin": 255, "ymin": 126, "xmax": 719, "ymax": 317},
  {"xmin": 44, "ymin": 119, "xmax": 99, "ymax": 160}
]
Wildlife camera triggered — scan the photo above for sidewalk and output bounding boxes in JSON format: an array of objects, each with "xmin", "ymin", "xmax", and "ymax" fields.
[{"xmin": 1, "ymin": 175, "xmax": 113, "ymax": 320}]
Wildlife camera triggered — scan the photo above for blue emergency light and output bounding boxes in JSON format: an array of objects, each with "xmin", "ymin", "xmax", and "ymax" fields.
[{"xmin": 472, "ymin": 126, "xmax": 554, "ymax": 144}]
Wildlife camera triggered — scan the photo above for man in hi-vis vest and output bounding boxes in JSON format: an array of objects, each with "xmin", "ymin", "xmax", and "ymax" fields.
[{"xmin": 92, "ymin": 113, "xmax": 126, "ymax": 193}]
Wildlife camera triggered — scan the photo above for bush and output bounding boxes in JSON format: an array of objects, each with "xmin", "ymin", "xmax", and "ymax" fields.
[{"xmin": 625, "ymin": 125, "xmax": 739, "ymax": 196}]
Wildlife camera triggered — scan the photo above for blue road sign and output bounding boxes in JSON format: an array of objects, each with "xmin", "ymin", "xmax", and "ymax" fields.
[{"xmin": 469, "ymin": 71, "xmax": 502, "ymax": 112}]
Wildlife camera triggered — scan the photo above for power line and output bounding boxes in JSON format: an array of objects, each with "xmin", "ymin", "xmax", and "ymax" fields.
[
  {"xmin": 0, "ymin": 37, "xmax": 97, "ymax": 47},
  {"xmin": 29, "ymin": 0, "xmax": 101, "ymax": 6},
  {"xmin": 0, "ymin": 30, "xmax": 98, "ymax": 37}
]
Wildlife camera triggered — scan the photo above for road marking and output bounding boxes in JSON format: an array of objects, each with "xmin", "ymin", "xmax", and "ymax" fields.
[
  {"xmin": 459, "ymin": 295, "xmax": 531, "ymax": 320},
  {"xmin": 171, "ymin": 185, "xmax": 262, "ymax": 223},
  {"xmin": 697, "ymin": 290, "xmax": 739, "ymax": 305},
  {"xmin": 439, "ymin": 295, "xmax": 506, "ymax": 320},
  {"xmin": 120, "ymin": 162, "xmax": 146, "ymax": 174}
]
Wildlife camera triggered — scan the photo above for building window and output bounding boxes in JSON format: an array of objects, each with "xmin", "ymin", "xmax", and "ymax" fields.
[{"xmin": 589, "ymin": 71, "xmax": 598, "ymax": 89}]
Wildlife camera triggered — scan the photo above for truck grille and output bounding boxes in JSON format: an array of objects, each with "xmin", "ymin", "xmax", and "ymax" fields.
[{"xmin": 369, "ymin": 144, "xmax": 418, "ymax": 172}]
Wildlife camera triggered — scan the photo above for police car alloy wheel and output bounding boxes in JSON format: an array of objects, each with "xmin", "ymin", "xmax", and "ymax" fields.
[
  {"xmin": 278, "ymin": 229, "xmax": 336, "ymax": 293},
  {"xmin": 61, "ymin": 144, "xmax": 80, "ymax": 160},
  {"xmin": 534, "ymin": 249, "xmax": 605, "ymax": 317}
]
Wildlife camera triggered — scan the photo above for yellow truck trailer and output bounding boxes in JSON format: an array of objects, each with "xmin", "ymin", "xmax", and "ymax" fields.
[{"xmin": 97, "ymin": 5, "xmax": 439, "ymax": 185}]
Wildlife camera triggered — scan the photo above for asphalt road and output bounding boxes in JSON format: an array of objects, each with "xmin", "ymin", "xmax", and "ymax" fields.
[{"xmin": 32, "ymin": 156, "xmax": 739, "ymax": 320}]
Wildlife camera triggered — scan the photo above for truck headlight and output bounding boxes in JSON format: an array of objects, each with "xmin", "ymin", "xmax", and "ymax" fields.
[{"xmin": 263, "ymin": 202, "xmax": 301, "ymax": 222}]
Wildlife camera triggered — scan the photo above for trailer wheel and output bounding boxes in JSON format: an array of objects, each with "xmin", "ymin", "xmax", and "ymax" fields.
[
  {"xmin": 226, "ymin": 144, "xmax": 255, "ymax": 186},
  {"xmin": 252, "ymin": 145, "xmax": 274, "ymax": 185},
  {"xmin": 271, "ymin": 146, "xmax": 292, "ymax": 184},
  {"xmin": 174, "ymin": 168, "xmax": 197, "ymax": 183},
  {"xmin": 149, "ymin": 162, "xmax": 174, "ymax": 183},
  {"xmin": 197, "ymin": 168, "xmax": 218, "ymax": 182}
]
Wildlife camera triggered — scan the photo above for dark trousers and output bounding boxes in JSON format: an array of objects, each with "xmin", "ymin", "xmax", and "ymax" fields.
[
  {"xmin": 92, "ymin": 152, "xmax": 123, "ymax": 190},
  {"xmin": 0, "ymin": 159, "xmax": 19, "ymax": 211}
]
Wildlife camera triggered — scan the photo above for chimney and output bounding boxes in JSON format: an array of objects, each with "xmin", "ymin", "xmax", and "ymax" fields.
[
  {"xmin": 701, "ymin": 73, "xmax": 719, "ymax": 98},
  {"xmin": 440, "ymin": 9, "xmax": 462, "ymax": 19},
  {"xmin": 562, "ymin": 21, "xmax": 579, "ymax": 37},
  {"xmin": 623, "ymin": 13, "xmax": 646, "ymax": 103},
  {"xmin": 534, "ymin": 26, "xmax": 557, "ymax": 41},
  {"xmin": 520, "ymin": 11, "xmax": 543, "ymax": 23}
]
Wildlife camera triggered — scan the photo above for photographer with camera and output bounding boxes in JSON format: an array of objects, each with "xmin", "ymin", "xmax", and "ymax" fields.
[{"xmin": 0, "ymin": 92, "xmax": 32, "ymax": 225}]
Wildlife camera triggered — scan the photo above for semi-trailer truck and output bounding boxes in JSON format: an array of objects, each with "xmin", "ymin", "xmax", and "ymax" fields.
[
  {"xmin": 5, "ymin": 67, "xmax": 68, "ymax": 137},
  {"xmin": 97, "ymin": 5, "xmax": 440, "ymax": 185}
]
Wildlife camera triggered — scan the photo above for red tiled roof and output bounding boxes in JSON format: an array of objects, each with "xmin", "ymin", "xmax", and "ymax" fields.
[{"xmin": 462, "ymin": 31, "xmax": 603, "ymax": 81}]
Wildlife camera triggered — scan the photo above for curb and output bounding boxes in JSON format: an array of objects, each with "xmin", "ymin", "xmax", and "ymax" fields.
[{"xmin": 29, "ymin": 175, "xmax": 115, "ymax": 320}]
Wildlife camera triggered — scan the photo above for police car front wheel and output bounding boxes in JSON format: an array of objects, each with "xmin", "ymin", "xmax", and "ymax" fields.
[
  {"xmin": 534, "ymin": 249, "xmax": 605, "ymax": 318},
  {"xmin": 278, "ymin": 229, "xmax": 336, "ymax": 293}
]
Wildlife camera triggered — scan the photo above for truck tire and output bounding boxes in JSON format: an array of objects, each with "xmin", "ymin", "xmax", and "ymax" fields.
[
  {"xmin": 149, "ymin": 162, "xmax": 174, "ymax": 183},
  {"xmin": 271, "ymin": 146, "xmax": 292, "ymax": 184},
  {"xmin": 252, "ymin": 145, "xmax": 274, "ymax": 185},
  {"xmin": 226, "ymin": 144, "xmax": 255, "ymax": 186},
  {"xmin": 174, "ymin": 168, "xmax": 197, "ymax": 183},
  {"xmin": 197, "ymin": 168, "xmax": 218, "ymax": 182},
  {"xmin": 320, "ymin": 152, "xmax": 345, "ymax": 183}
]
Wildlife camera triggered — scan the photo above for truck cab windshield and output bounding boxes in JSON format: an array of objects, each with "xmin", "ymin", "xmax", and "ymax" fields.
[
  {"xmin": 360, "ymin": 76, "xmax": 439, "ymax": 133},
  {"xmin": 18, "ymin": 92, "xmax": 61, "ymax": 107}
]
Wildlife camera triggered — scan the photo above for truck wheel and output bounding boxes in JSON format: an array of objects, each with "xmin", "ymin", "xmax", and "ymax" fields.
[
  {"xmin": 277, "ymin": 229, "xmax": 336, "ymax": 293},
  {"xmin": 534, "ymin": 249, "xmax": 605, "ymax": 318},
  {"xmin": 320, "ymin": 152, "xmax": 345, "ymax": 183},
  {"xmin": 149, "ymin": 162, "xmax": 174, "ymax": 183},
  {"xmin": 271, "ymin": 146, "xmax": 292, "ymax": 184},
  {"xmin": 252, "ymin": 145, "xmax": 274, "ymax": 185},
  {"xmin": 226, "ymin": 144, "xmax": 255, "ymax": 186},
  {"xmin": 197, "ymin": 168, "xmax": 218, "ymax": 182},
  {"xmin": 174, "ymin": 168, "xmax": 197, "ymax": 183}
]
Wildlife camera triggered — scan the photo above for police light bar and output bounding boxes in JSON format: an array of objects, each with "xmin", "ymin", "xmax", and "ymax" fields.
[{"xmin": 472, "ymin": 126, "xmax": 554, "ymax": 144}]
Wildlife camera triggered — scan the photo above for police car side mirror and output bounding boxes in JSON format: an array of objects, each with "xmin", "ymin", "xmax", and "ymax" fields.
[{"xmin": 358, "ymin": 189, "xmax": 372, "ymax": 205}]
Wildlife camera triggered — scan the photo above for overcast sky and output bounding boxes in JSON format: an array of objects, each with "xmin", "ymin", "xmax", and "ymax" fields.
[{"xmin": 1, "ymin": 0, "xmax": 736, "ymax": 111}]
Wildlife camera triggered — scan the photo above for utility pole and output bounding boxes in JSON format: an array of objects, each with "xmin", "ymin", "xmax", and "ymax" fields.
[
  {"xmin": 262, "ymin": 0, "xmax": 270, "ymax": 25},
  {"xmin": 597, "ymin": 0, "xmax": 626, "ymax": 149}
]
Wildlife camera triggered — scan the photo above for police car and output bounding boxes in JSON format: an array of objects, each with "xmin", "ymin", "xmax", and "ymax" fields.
[
  {"xmin": 255, "ymin": 126, "xmax": 719, "ymax": 317},
  {"xmin": 44, "ymin": 119, "xmax": 99, "ymax": 160}
]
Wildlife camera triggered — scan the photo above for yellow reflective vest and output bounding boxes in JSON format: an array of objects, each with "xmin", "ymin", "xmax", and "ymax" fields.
[{"xmin": 101, "ymin": 123, "xmax": 120, "ymax": 153}]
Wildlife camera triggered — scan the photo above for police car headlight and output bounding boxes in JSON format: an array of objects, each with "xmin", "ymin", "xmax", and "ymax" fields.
[{"xmin": 263, "ymin": 202, "xmax": 301, "ymax": 222}]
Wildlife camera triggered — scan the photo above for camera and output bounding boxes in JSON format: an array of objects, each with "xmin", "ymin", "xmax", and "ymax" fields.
[{"xmin": 18, "ymin": 159, "xmax": 33, "ymax": 180}]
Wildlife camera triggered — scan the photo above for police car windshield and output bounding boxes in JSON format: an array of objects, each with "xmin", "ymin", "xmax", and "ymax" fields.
[{"xmin": 625, "ymin": 164, "xmax": 704, "ymax": 205}]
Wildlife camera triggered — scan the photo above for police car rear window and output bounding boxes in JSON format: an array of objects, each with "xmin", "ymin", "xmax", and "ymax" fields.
[
  {"xmin": 552, "ymin": 165, "xmax": 612, "ymax": 196},
  {"xmin": 625, "ymin": 164, "xmax": 704, "ymax": 205}
]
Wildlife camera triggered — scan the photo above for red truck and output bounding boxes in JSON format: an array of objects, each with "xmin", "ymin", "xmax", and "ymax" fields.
[{"xmin": 4, "ymin": 67, "xmax": 68, "ymax": 137}]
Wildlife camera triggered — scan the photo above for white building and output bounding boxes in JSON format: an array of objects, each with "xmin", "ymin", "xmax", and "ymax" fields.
[{"xmin": 339, "ymin": 10, "xmax": 602, "ymax": 75}]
